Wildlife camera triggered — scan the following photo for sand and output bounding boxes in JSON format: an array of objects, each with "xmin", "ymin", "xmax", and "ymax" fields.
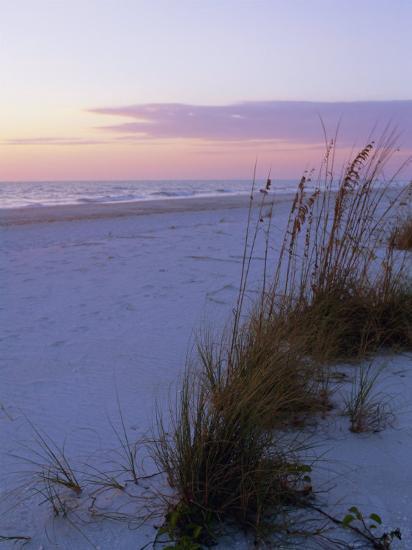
[
  {"xmin": 0, "ymin": 194, "xmax": 295, "ymax": 226},
  {"xmin": 0, "ymin": 194, "xmax": 411, "ymax": 548}
]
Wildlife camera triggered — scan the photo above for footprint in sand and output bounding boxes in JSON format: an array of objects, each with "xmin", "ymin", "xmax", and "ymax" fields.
[
  {"xmin": 206, "ymin": 283, "xmax": 236, "ymax": 301},
  {"xmin": 72, "ymin": 325, "xmax": 89, "ymax": 333},
  {"xmin": 51, "ymin": 340, "xmax": 66, "ymax": 347},
  {"xmin": 0, "ymin": 402, "xmax": 14, "ymax": 421},
  {"xmin": 207, "ymin": 297, "xmax": 227, "ymax": 305}
]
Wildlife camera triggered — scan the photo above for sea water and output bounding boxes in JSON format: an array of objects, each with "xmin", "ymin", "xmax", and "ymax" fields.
[{"xmin": 0, "ymin": 179, "xmax": 299, "ymax": 209}]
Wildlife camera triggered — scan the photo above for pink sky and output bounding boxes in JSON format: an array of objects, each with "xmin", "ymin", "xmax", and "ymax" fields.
[
  {"xmin": 1, "ymin": 1, "xmax": 411, "ymax": 181},
  {"xmin": 1, "ymin": 101, "xmax": 411, "ymax": 181}
]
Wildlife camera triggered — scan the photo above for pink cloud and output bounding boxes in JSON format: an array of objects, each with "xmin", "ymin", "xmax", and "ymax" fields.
[
  {"xmin": 3, "ymin": 137, "xmax": 109, "ymax": 146},
  {"xmin": 90, "ymin": 100, "xmax": 412, "ymax": 147}
]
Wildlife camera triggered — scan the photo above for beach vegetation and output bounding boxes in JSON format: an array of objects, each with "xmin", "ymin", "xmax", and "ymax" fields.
[
  {"xmin": 263, "ymin": 134, "xmax": 412, "ymax": 361},
  {"xmin": 152, "ymin": 133, "xmax": 411, "ymax": 546},
  {"xmin": 311, "ymin": 504, "xmax": 402, "ymax": 549},
  {"xmin": 109, "ymin": 398, "xmax": 140, "ymax": 485},
  {"xmin": 19, "ymin": 421, "xmax": 82, "ymax": 497},
  {"xmin": 343, "ymin": 364, "xmax": 394, "ymax": 433},
  {"xmin": 389, "ymin": 215, "xmax": 412, "ymax": 250},
  {"xmin": 152, "ymin": 366, "xmax": 314, "ymax": 547},
  {"xmin": 341, "ymin": 506, "xmax": 402, "ymax": 549}
]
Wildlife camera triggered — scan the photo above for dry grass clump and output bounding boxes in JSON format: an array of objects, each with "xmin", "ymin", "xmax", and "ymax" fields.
[
  {"xmin": 200, "ymin": 320, "xmax": 330, "ymax": 429},
  {"xmin": 344, "ymin": 364, "xmax": 394, "ymax": 433},
  {"xmin": 19, "ymin": 422, "xmax": 82, "ymax": 498},
  {"xmin": 265, "ymin": 133, "xmax": 412, "ymax": 362},
  {"xmin": 286, "ymin": 281, "xmax": 412, "ymax": 362},
  {"xmin": 153, "ymin": 367, "xmax": 313, "ymax": 546},
  {"xmin": 152, "ymin": 289, "xmax": 325, "ymax": 545},
  {"xmin": 150, "ymin": 299, "xmax": 328, "ymax": 544},
  {"xmin": 389, "ymin": 216, "xmax": 412, "ymax": 250},
  {"xmin": 151, "ymin": 134, "xmax": 411, "ymax": 546},
  {"xmin": 13, "ymin": 423, "xmax": 83, "ymax": 521}
]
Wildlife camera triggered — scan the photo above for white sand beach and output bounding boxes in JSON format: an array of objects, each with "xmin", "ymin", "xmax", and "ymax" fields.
[{"xmin": 1, "ymin": 195, "xmax": 411, "ymax": 548}]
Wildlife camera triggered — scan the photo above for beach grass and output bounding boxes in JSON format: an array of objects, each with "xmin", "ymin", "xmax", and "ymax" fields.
[
  {"xmin": 152, "ymin": 366, "xmax": 313, "ymax": 546},
  {"xmin": 263, "ymin": 134, "xmax": 412, "ymax": 362},
  {"xmin": 153, "ymin": 134, "xmax": 411, "ymax": 546},
  {"xmin": 344, "ymin": 363, "xmax": 394, "ymax": 433}
]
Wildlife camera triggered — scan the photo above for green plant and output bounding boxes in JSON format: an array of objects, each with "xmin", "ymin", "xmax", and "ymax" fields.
[
  {"xmin": 342, "ymin": 506, "xmax": 402, "ymax": 549},
  {"xmin": 309, "ymin": 503, "xmax": 402, "ymax": 549},
  {"xmin": 158, "ymin": 502, "xmax": 210, "ymax": 549}
]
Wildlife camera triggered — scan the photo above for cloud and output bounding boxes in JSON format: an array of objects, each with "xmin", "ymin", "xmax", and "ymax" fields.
[
  {"xmin": 3, "ymin": 137, "xmax": 109, "ymax": 146},
  {"xmin": 90, "ymin": 100, "xmax": 412, "ymax": 147}
]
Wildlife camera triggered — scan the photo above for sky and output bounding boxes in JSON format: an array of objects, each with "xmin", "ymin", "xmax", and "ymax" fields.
[{"xmin": 0, "ymin": 0, "xmax": 411, "ymax": 181}]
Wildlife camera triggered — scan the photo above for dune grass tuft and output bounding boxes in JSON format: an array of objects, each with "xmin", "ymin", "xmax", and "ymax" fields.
[
  {"xmin": 285, "ymin": 281, "xmax": 412, "ymax": 362},
  {"xmin": 200, "ymin": 320, "xmax": 331, "ymax": 429},
  {"xmin": 344, "ymin": 364, "xmax": 394, "ymax": 433},
  {"xmin": 152, "ymin": 134, "xmax": 411, "ymax": 546},
  {"xmin": 264, "ymin": 134, "xmax": 412, "ymax": 362},
  {"xmin": 153, "ymin": 366, "xmax": 313, "ymax": 546},
  {"xmin": 20, "ymin": 421, "xmax": 82, "ymax": 497}
]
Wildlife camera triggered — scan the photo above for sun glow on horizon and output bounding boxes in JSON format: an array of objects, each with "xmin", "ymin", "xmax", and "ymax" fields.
[{"xmin": 1, "ymin": 0, "xmax": 411, "ymax": 181}]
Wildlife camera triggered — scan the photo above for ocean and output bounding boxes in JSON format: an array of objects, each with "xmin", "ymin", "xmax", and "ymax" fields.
[{"xmin": 0, "ymin": 179, "xmax": 299, "ymax": 209}]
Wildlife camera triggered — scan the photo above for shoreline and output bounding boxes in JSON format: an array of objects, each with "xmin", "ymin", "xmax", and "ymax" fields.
[{"xmin": 0, "ymin": 193, "xmax": 295, "ymax": 227}]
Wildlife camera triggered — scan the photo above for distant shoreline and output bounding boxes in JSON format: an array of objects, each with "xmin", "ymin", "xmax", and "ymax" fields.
[{"xmin": 0, "ymin": 193, "xmax": 296, "ymax": 227}]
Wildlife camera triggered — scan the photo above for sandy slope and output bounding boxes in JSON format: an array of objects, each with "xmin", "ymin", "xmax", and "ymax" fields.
[{"xmin": 0, "ymin": 195, "xmax": 411, "ymax": 548}]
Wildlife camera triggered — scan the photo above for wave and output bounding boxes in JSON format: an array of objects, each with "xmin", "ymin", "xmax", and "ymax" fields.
[
  {"xmin": 2, "ymin": 178, "xmax": 404, "ymax": 209},
  {"xmin": 149, "ymin": 190, "xmax": 197, "ymax": 198}
]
